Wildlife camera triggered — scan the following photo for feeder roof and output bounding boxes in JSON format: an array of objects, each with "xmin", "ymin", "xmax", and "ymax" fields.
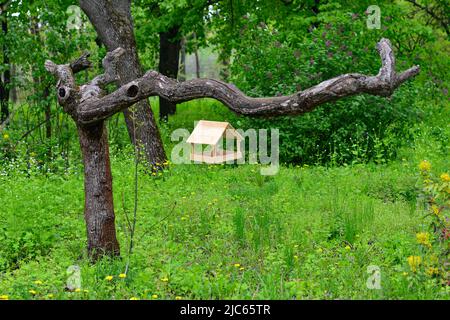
[{"xmin": 186, "ymin": 120, "xmax": 243, "ymax": 145}]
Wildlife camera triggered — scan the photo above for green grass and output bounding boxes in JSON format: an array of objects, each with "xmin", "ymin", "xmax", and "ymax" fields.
[
  {"xmin": 0, "ymin": 158, "xmax": 448, "ymax": 299},
  {"xmin": 0, "ymin": 99, "xmax": 448, "ymax": 300}
]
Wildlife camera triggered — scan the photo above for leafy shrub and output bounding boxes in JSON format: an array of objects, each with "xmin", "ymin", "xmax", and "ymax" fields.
[
  {"xmin": 229, "ymin": 6, "xmax": 428, "ymax": 165},
  {"xmin": 404, "ymin": 161, "xmax": 450, "ymax": 286}
]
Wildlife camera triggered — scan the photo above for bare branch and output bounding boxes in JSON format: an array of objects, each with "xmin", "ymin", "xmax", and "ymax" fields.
[
  {"xmin": 406, "ymin": 0, "xmax": 449, "ymax": 36},
  {"xmin": 70, "ymin": 52, "xmax": 92, "ymax": 74},
  {"xmin": 75, "ymin": 38, "xmax": 419, "ymax": 124},
  {"xmin": 45, "ymin": 52, "xmax": 91, "ymax": 116},
  {"xmin": 91, "ymin": 47, "xmax": 125, "ymax": 88}
]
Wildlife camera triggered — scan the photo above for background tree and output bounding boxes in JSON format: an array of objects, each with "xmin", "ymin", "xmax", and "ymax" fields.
[
  {"xmin": 0, "ymin": 1, "xmax": 10, "ymax": 122},
  {"xmin": 406, "ymin": 0, "xmax": 450, "ymax": 37},
  {"xmin": 134, "ymin": 0, "xmax": 214, "ymax": 121}
]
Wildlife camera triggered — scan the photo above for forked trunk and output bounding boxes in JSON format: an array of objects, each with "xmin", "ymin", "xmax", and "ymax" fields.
[
  {"xmin": 79, "ymin": 0, "xmax": 166, "ymax": 166},
  {"xmin": 77, "ymin": 121, "xmax": 120, "ymax": 259}
]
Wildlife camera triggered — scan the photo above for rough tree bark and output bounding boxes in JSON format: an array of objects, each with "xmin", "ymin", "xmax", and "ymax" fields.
[
  {"xmin": 45, "ymin": 38, "xmax": 419, "ymax": 258},
  {"xmin": 78, "ymin": 120, "xmax": 120, "ymax": 259},
  {"xmin": 159, "ymin": 26, "xmax": 181, "ymax": 121},
  {"xmin": 79, "ymin": 0, "xmax": 166, "ymax": 166},
  {"xmin": 179, "ymin": 37, "xmax": 187, "ymax": 82}
]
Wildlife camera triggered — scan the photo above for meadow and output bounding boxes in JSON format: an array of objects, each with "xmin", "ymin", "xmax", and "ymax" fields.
[{"xmin": 0, "ymin": 99, "xmax": 448, "ymax": 300}]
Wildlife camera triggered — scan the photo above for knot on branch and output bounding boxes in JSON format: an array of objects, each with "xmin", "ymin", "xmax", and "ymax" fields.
[
  {"xmin": 58, "ymin": 87, "xmax": 69, "ymax": 99},
  {"xmin": 126, "ymin": 83, "xmax": 139, "ymax": 98}
]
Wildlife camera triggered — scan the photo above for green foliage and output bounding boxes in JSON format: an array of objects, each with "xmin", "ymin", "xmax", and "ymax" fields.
[
  {"xmin": 224, "ymin": 1, "xmax": 447, "ymax": 165},
  {"xmin": 1, "ymin": 98, "xmax": 449, "ymax": 300},
  {"xmin": 402, "ymin": 161, "xmax": 450, "ymax": 286},
  {"xmin": 0, "ymin": 0, "xmax": 449, "ymax": 301}
]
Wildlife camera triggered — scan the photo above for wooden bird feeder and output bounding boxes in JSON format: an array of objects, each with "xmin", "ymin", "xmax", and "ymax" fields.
[{"xmin": 186, "ymin": 120, "xmax": 244, "ymax": 164}]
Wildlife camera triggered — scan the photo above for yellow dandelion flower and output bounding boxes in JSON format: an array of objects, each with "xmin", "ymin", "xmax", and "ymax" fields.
[
  {"xmin": 431, "ymin": 205, "xmax": 440, "ymax": 216},
  {"xmin": 47, "ymin": 294, "xmax": 54, "ymax": 299},
  {"xmin": 74, "ymin": 288, "xmax": 81, "ymax": 293},
  {"xmin": 34, "ymin": 280, "xmax": 43, "ymax": 285},
  {"xmin": 345, "ymin": 245, "xmax": 351, "ymax": 251},
  {"xmin": 161, "ymin": 277, "xmax": 169, "ymax": 282},
  {"xmin": 3, "ymin": 133, "xmax": 9, "ymax": 140},
  {"xmin": 440, "ymin": 173, "xmax": 450, "ymax": 182},
  {"xmin": 239, "ymin": 267, "xmax": 245, "ymax": 271},
  {"xmin": 119, "ymin": 273, "xmax": 127, "ymax": 279},
  {"xmin": 151, "ymin": 294, "xmax": 158, "ymax": 299},
  {"xmin": 29, "ymin": 290, "xmax": 37, "ymax": 295},
  {"xmin": 234, "ymin": 263, "xmax": 241, "ymax": 268},
  {"xmin": 416, "ymin": 232, "xmax": 431, "ymax": 248},
  {"xmin": 426, "ymin": 267, "xmax": 439, "ymax": 276},
  {"xmin": 175, "ymin": 296, "xmax": 182, "ymax": 300},
  {"xmin": 130, "ymin": 297, "xmax": 139, "ymax": 300},
  {"xmin": 419, "ymin": 160, "xmax": 431, "ymax": 171},
  {"xmin": 407, "ymin": 256, "xmax": 422, "ymax": 272},
  {"xmin": 105, "ymin": 275, "xmax": 113, "ymax": 281},
  {"xmin": 0, "ymin": 295, "xmax": 8, "ymax": 300}
]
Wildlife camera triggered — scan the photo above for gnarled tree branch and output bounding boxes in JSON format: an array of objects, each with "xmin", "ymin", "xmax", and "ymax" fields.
[{"xmin": 47, "ymin": 38, "xmax": 420, "ymax": 125}]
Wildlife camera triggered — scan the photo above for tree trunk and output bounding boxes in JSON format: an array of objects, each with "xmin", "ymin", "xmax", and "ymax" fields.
[
  {"xmin": 158, "ymin": 26, "xmax": 181, "ymax": 121},
  {"xmin": 10, "ymin": 64, "xmax": 17, "ymax": 103},
  {"xmin": 0, "ymin": 14, "xmax": 10, "ymax": 123},
  {"xmin": 219, "ymin": 49, "xmax": 231, "ymax": 82},
  {"xmin": 77, "ymin": 121, "xmax": 120, "ymax": 259},
  {"xmin": 79, "ymin": 0, "xmax": 166, "ymax": 166},
  {"xmin": 194, "ymin": 49, "xmax": 201, "ymax": 78},
  {"xmin": 179, "ymin": 37, "xmax": 186, "ymax": 82}
]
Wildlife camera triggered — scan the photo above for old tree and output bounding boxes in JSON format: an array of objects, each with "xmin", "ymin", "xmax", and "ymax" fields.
[{"xmin": 45, "ymin": 3, "xmax": 420, "ymax": 259}]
